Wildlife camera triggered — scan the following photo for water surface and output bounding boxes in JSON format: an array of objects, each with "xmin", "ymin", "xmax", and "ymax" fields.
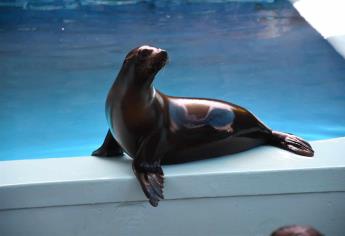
[{"xmin": 1, "ymin": 0, "xmax": 345, "ymax": 160}]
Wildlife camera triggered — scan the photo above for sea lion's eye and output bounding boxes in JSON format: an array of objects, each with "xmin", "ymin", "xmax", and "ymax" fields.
[{"xmin": 139, "ymin": 49, "xmax": 152, "ymax": 58}]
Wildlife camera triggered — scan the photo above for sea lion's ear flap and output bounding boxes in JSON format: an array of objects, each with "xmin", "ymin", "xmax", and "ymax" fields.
[
  {"xmin": 123, "ymin": 54, "xmax": 134, "ymax": 65},
  {"xmin": 124, "ymin": 54, "xmax": 131, "ymax": 61},
  {"xmin": 124, "ymin": 46, "xmax": 140, "ymax": 62}
]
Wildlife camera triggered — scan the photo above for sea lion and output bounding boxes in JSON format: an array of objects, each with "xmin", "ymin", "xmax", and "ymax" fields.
[{"xmin": 92, "ymin": 45, "xmax": 314, "ymax": 207}]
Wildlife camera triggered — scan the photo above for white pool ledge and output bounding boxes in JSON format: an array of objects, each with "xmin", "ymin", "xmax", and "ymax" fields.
[
  {"xmin": 1, "ymin": 138, "xmax": 345, "ymax": 236},
  {"xmin": 1, "ymin": 138, "xmax": 344, "ymax": 211}
]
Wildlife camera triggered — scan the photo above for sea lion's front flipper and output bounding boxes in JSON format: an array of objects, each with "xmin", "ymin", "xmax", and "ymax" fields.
[
  {"xmin": 92, "ymin": 130, "xmax": 123, "ymax": 157},
  {"xmin": 132, "ymin": 160, "xmax": 164, "ymax": 207}
]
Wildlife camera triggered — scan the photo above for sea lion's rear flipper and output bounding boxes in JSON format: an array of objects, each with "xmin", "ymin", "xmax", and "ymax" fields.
[
  {"xmin": 270, "ymin": 131, "xmax": 314, "ymax": 157},
  {"xmin": 92, "ymin": 130, "xmax": 123, "ymax": 157},
  {"xmin": 132, "ymin": 161, "xmax": 164, "ymax": 207}
]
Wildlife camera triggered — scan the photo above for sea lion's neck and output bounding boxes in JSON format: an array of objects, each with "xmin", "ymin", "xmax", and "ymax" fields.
[
  {"xmin": 120, "ymin": 84, "xmax": 156, "ymax": 103},
  {"xmin": 110, "ymin": 68, "xmax": 155, "ymax": 104}
]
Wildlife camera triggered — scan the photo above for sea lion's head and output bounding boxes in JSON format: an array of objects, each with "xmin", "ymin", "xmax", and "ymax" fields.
[
  {"xmin": 271, "ymin": 225, "xmax": 323, "ymax": 236},
  {"xmin": 121, "ymin": 45, "xmax": 168, "ymax": 85}
]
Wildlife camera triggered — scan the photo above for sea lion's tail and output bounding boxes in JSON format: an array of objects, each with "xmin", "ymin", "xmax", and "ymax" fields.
[{"xmin": 270, "ymin": 131, "xmax": 314, "ymax": 157}]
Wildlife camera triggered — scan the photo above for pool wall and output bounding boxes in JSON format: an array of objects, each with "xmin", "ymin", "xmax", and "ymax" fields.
[{"xmin": 1, "ymin": 138, "xmax": 345, "ymax": 235}]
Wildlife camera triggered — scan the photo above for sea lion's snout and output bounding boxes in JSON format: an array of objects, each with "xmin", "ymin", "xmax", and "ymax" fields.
[
  {"xmin": 155, "ymin": 50, "xmax": 168, "ymax": 69},
  {"xmin": 159, "ymin": 50, "xmax": 168, "ymax": 63}
]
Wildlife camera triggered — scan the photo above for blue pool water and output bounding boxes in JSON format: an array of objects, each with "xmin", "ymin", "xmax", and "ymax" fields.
[{"xmin": 1, "ymin": 0, "xmax": 345, "ymax": 161}]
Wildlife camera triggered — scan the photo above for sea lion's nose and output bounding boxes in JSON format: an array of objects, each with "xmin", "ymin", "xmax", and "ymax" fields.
[{"xmin": 159, "ymin": 50, "xmax": 168, "ymax": 59}]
